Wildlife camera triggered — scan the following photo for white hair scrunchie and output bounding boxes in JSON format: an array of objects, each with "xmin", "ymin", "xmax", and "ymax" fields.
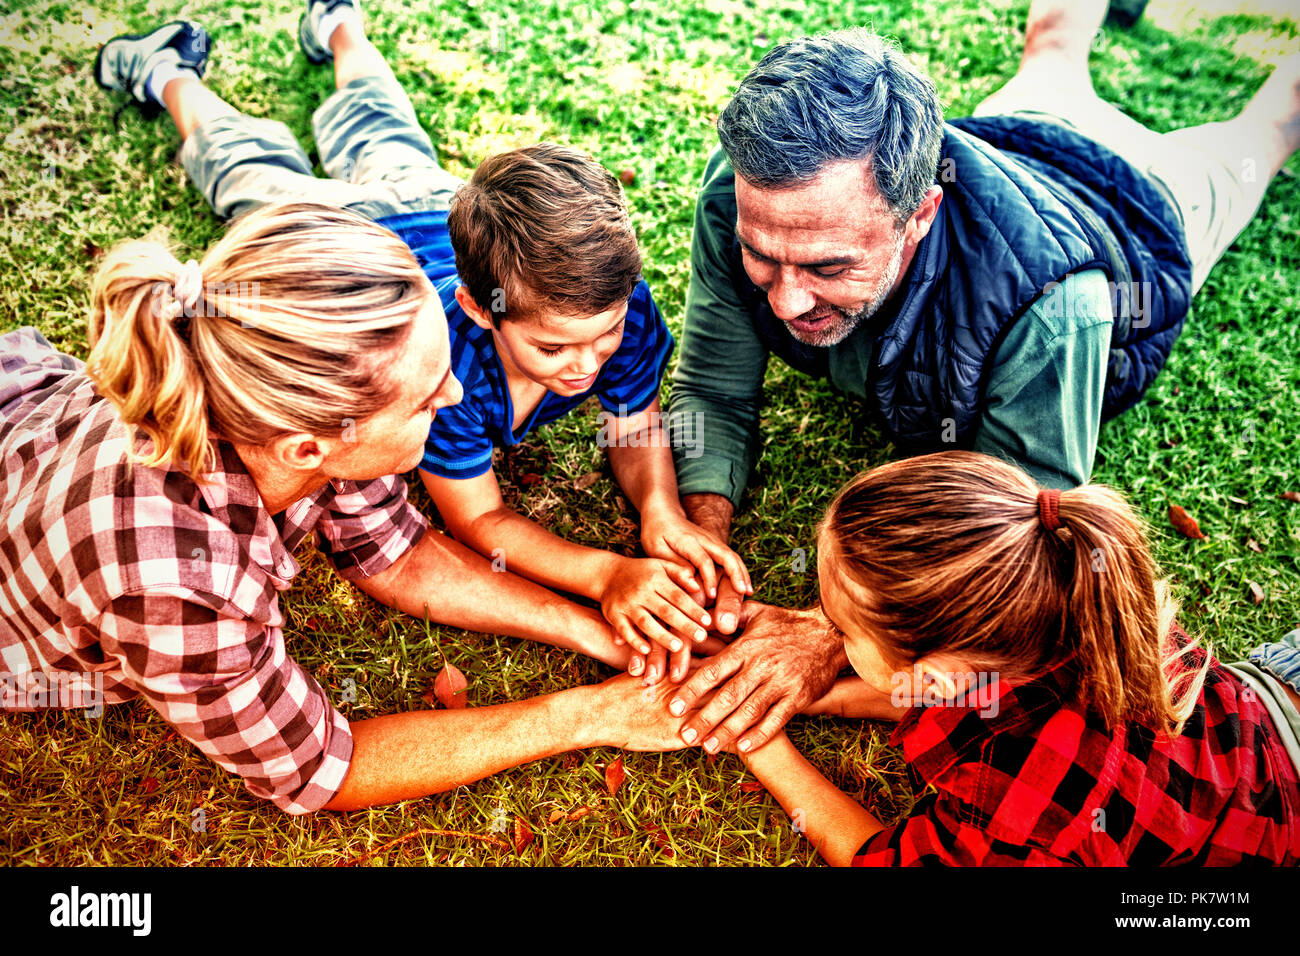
[{"xmin": 168, "ymin": 259, "xmax": 204, "ymax": 322}]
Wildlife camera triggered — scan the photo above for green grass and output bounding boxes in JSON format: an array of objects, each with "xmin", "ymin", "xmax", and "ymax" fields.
[{"xmin": 1, "ymin": 0, "xmax": 1297, "ymax": 866}]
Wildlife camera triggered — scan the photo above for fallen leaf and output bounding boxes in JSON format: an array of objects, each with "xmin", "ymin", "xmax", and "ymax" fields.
[
  {"xmin": 739, "ymin": 781, "xmax": 765, "ymax": 793},
  {"xmin": 433, "ymin": 664, "xmax": 469, "ymax": 709},
  {"xmin": 644, "ymin": 824, "xmax": 674, "ymax": 858},
  {"xmin": 1168, "ymin": 505, "xmax": 1206, "ymax": 539},
  {"xmin": 1281, "ymin": 492, "xmax": 1300, "ymax": 504},
  {"xmin": 547, "ymin": 809, "xmax": 566, "ymax": 824},
  {"xmin": 1247, "ymin": 581, "xmax": 1265, "ymax": 605},
  {"xmin": 605, "ymin": 756, "xmax": 625, "ymax": 796},
  {"xmin": 1246, "ymin": 539, "xmax": 1262, "ymax": 554},
  {"xmin": 513, "ymin": 816, "xmax": 533, "ymax": 854},
  {"xmin": 574, "ymin": 470, "xmax": 602, "ymax": 491},
  {"xmin": 519, "ymin": 472, "xmax": 543, "ymax": 487},
  {"xmin": 618, "ymin": 168, "xmax": 636, "ymax": 185},
  {"xmin": 567, "ymin": 806, "xmax": 598, "ymax": 822},
  {"xmin": 82, "ymin": 240, "xmax": 102, "ymax": 259}
]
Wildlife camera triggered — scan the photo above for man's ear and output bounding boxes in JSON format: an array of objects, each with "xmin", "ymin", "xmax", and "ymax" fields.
[
  {"xmin": 265, "ymin": 432, "xmax": 330, "ymax": 475},
  {"xmin": 904, "ymin": 185, "xmax": 943, "ymax": 246},
  {"xmin": 455, "ymin": 284, "xmax": 496, "ymax": 332}
]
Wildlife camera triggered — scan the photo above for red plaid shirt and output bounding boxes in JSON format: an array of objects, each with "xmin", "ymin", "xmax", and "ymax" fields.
[
  {"xmin": 1, "ymin": 328, "xmax": 428, "ymax": 813},
  {"xmin": 853, "ymin": 632, "xmax": 1300, "ymax": 865}
]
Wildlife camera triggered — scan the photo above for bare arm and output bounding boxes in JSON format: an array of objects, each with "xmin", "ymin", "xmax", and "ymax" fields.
[
  {"xmin": 354, "ymin": 522, "xmax": 626, "ymax": 668},
  {"xmin": 420, "ymin": 464, "xmax": 713, "ymax": 668},
  {"xmin": 740, "ymin": 733, "xmax": 884, "ymax": 866},
  {"xmin": 323, "ymin": 675, "xmax": 692, "ymax": 811},
  {"xmin": 324, "ymin": 685, "xmax": 603, "ymax": 810}
]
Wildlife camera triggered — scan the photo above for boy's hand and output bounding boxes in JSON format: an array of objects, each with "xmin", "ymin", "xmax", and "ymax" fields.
[
  {"xmin": 600, "ymin": 556, "xmax": 713, "ymax": 678},
  {"xmin": 641, "ymin": 509, "xmax": 753, "ymax": 605}
]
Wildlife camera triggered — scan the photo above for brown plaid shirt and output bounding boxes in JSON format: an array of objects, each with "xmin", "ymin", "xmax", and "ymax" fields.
[{"xmin": 1, "ymin": 328, "xmax": 428, "ymax": 813}]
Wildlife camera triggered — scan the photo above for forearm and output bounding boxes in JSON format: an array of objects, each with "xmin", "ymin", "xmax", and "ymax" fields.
[
  {"xmin": 355, "ymin": 531, "xmax": 623, "ymax": 666},
  {"xmin": 323, "ymin": 685, "xmax": 602, "ymax": 811},
  {"xmin": 607, "ymin": 441, "xmax": 683, "ymax": 523},
  {"xmin": 742, "ymin": 734, "xmax": 883, "ymax": 866},
  {"xmin": 450, "ymin": 505, "xmax": 623, "ymax": 602},
  {"xmin": 803, "ymin": 676, "xmax": 908, "ymax": 720}
]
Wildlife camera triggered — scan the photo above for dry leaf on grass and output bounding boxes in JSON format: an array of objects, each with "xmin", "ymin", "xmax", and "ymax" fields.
[{"xmin": 1168, "ymin": 505, "xmax": 1206, "ymax": 539}]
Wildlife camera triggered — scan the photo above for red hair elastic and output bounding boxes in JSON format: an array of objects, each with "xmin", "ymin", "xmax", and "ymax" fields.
[{"xmin": 1038, "ymin": 488, "xmax": 1062, "ymax": 531}]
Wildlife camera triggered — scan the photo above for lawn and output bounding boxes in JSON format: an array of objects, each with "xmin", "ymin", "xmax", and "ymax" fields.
[{"xmin": 1, "ymin": 0, "xmax": 1297, "ymax": 866}]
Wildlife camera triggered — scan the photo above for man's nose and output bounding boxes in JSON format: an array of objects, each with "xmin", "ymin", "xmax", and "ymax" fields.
[{"xmin": 766, "ymin": 268, "xmax": 815, "ymax": 321}]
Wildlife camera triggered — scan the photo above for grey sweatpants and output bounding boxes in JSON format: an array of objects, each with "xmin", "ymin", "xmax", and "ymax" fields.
[{"xmin": 179, "ymin": 71, "xmax": 462, "ymax": 220}]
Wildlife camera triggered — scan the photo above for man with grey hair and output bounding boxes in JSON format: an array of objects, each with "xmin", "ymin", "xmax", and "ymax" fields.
[{"xmin": 663, "ymin": 0, "xmax": 1300, "ymax": 755}]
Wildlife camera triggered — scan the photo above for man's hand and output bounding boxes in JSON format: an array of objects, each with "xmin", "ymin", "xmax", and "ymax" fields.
[{"xmin": 667, "ymin": 601, "xmax": 848, "ymax": 754}]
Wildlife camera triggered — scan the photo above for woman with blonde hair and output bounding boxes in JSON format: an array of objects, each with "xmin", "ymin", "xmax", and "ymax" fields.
[
  {"xmin": 0, "ymin": 202, "xmax": 683, "ymax": 814},
  {"xmin": 732, "ymin": 451, "xmax": 1300, "ymax": 865}
]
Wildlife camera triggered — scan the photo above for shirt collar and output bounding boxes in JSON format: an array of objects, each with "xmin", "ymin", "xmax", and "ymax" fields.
[{"xmin": 889, "ymin": 655, "xmax": 1079, "ymax": 784}]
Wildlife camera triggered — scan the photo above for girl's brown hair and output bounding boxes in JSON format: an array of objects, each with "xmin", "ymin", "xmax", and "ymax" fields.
[
  {"xmin": 87, "ymin": 202, "xmax": 432, "ymax": 483},
  {"xmin": 819, "ymin": 451, "xmax": 1208, "ymax": 736}
]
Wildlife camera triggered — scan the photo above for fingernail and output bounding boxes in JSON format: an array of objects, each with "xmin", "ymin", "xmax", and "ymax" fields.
[
  {"xmin": 682, "ymin": 727, "xmax": 697, "ymax": 744},
  {"xmin": 670, "ymin": 639, "xmax": 682, "ymax": 652},
  {"xmin": 738, "ymin": 738, "xmax": 752, "ymax": 753},
  {"xmin": 694, "ymin": 629, "xmax": 707, "ymax": 643},
  {"xmin": 701, "ymin": 612, "xmax": 712, "ymax": 627},
  {"xmin": 709, "ymin": 587, "xmax": 717, "ymax": 598},
  {"xmin": 629, "ymin": 659, "xmax": 642, "ymax": 675},
  {"xmin": 648, "ymin": 666, "xmax": 659, "ymax": 682},
  {"xmin": 721, "ymin": 614, "xmax": 737, "ymax": 631},
  {"xmin": 669, "ymin": 699, "xmax": 685, "ymax": 716},
  {"xmin": 671, "ymin": 668, "xmax": 681, "ymax": 680},
  {"xmin": 703, "ymin": 737, "xmax": 718, "ymax": 753}
]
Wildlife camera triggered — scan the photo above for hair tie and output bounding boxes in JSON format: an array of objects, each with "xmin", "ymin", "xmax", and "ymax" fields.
[
  {"xmin": 170, "ymin": 259, "xmax": 204, "ymax": 321},
  {"xmin": 1037, "ymin": 488, "xmax": 1063, "ymax": 532}
]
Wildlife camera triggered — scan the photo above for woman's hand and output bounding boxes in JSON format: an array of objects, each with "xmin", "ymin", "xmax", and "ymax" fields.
[{"xmin": 590, "ymin": 672, "xmax": 698, "ymax": 751}]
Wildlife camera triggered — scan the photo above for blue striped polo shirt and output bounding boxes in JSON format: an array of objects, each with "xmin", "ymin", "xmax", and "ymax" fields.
[{"xmin": 378, "ymin": 210, "xmax": 675, "ymax": 480}]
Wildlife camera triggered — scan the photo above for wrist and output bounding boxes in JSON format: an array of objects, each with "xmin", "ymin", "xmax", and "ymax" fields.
[
  {"xmin": 681, "ymin": 492, "xmax": 733, "ymax": 542},
  {"xmin": 591, "ymin": 550, "xmax": 628, "ymax": 601}
]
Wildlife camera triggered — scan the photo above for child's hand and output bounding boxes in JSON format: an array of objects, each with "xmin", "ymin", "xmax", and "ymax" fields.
[
  {"xmin": 641, "ymin": 510, "xmax": 753, "ymax": 605},
  {"xmin": 600, "ymin": 556, "xmax": 712, "ymax": 677}
]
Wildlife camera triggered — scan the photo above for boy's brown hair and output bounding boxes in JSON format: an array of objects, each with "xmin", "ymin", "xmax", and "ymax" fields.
[
  {"xmin": 447, "ymin": 143, "xmax": 642, "ymax": 325},
  {"xmin": 818, "ymin": 451, "xmax": 1210, "ymax": 738}
]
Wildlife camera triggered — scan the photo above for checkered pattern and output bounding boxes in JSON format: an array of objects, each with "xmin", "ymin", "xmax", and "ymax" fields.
[
  {"xmin": 1, "ymin": 327, "xmax": 428, "ymax": 813},
  {"xmin": 853, "ymin": 626, "xmax": 1300, "ymax": 866}
]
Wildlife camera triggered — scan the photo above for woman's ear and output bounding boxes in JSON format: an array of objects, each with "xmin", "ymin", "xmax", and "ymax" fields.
[{"xmin": 454, "ymin": 284, "xmax": 495, "ymax": 332}]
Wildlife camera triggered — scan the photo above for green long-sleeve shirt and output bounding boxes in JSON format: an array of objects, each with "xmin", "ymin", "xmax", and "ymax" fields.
[{"xmin": 669, "ymin": 150, "xmax": 1112, "ymax": 507}]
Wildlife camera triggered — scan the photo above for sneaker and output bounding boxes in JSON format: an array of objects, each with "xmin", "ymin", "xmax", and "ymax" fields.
[
  {"xmin": 95, "ymin": 20, "xmax": 212, "ymax": 113},
  {"xmin": 298, "ymin": 0, "xmax": 359, "ymax": 64}
]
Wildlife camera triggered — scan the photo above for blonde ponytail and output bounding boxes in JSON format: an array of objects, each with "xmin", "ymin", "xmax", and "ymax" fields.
[
  {"xmin": 85, "ymin": 202, "xmax": 434, "ymax": 483},
  {"xmin": 88, "ymin": 235, "xmax": 215, "ymax": 476}
]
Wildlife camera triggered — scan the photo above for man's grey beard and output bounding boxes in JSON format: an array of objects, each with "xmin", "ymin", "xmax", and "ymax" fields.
[{"xmin": 783, "ymin": 229, "xmax": 906, "ymax": 348}]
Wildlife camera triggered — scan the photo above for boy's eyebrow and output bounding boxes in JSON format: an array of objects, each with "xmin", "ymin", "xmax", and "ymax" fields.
[
  {"xmin": 735, "ymin": 230, "xmax": 858, "ymax": 270},
  {"xmin": 527, "ymin": 308, "xmax": 628, "ymax": 350}
]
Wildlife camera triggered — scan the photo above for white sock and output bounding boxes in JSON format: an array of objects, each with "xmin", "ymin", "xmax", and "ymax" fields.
[
  {"xmin": 146, "ymin": 59, "xmax": 199, "ymax": 106},
  {"xmin": 315, "ymin": 5, "xmax": 361, "ymax": 51}
]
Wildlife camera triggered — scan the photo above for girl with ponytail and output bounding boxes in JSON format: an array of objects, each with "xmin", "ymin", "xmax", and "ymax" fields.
[{"xmin": 733, "ymin": 450, "xmax": 1300, "ymax": 865}]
